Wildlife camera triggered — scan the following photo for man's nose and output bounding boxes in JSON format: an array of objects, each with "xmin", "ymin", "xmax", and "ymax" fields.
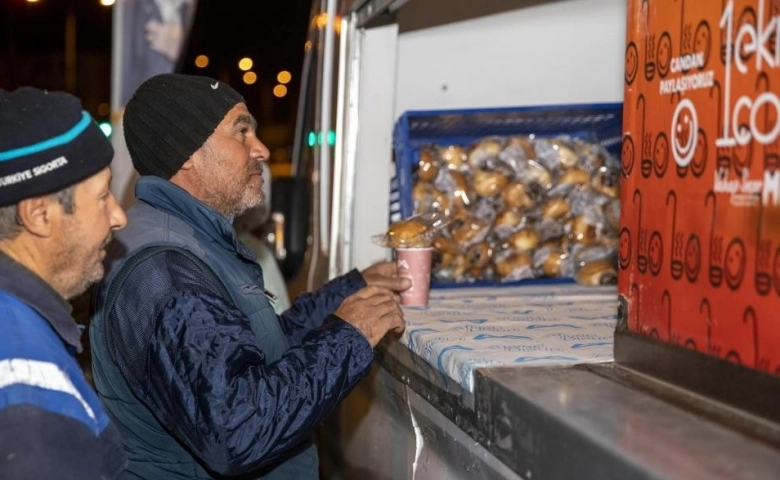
[
  {"xmin": 251, "ymin": 137, "xmax": 270, "ymax": 162},
  {"xmin": 109, "ymin": 194, "xmax": 128, "ymax": 230}
]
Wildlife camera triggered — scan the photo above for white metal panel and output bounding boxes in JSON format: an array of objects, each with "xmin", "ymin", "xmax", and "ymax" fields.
[
  {"xmin": 319, "ymin": 0, "xmax": 339, "ymax": 254},
  {"xmin": 349, "ymin": 24, "xmax": 400, "ymax": 271},
  {"xmin": 394, "ymin": 0, "xmax": 626, "ymax": 115},
  {"xmin": 344, "ymin": 0, "xmax": 625, "ymax": 271},
  {"xmin": 329, "ymin": 15, "xmax": 353, "ymax": 279}
]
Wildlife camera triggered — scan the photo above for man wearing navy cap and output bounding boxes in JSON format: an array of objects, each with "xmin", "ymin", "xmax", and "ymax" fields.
[
  {"xmin": 90, "ymin": 73, "xmax": 409, "ymax": 479},
  {"xmin": 0, "ymin": 87, "xmax": 128, "ymax": 479}
]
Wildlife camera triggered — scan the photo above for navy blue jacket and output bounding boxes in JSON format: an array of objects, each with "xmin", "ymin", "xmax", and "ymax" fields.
[
  {"xmin": 0, "ymin": 252, "xmax": 126, "ymax": 480},
  {"xmin": 90, "ymin": 177, "xmax": 373, "ymax": 479}
]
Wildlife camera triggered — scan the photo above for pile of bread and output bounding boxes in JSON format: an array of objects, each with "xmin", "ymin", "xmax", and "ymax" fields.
[{"xmin": 409, "ymin": 135, "xmax": 620, "ymax": 286}]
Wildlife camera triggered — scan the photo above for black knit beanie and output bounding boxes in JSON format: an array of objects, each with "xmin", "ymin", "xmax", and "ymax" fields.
[
  {"xmin": 123, "ymin": 73, "xmax": 245, "ymax": 179},
  {"xmin": 0, "ymin": 87, "xmax": 113, "ymax": 208}
]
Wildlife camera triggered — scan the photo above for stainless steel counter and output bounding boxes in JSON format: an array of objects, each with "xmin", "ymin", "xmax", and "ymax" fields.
[{"xmin": 318, "ymin": 285, "xmax": 780, "ymax": 480}]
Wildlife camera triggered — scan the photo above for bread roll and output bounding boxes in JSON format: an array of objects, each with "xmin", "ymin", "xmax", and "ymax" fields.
[
  {"xmin": 569, "ymin": 215, "xmax": 600, "ymax": 245},
  {"xmin": 473, "ymin": 169, "xmax": 509, "ymax": 198},
  {"xmin": 557, "ymin": 168, "xmax": 590, "ymax": 186},
  {"xmin": 418, "ymin": 149, "xmax": 439, "ymax": 182},
  {"xmin": 466, "ymin": 243, "xmax": 492, "ymax": 272},
  {"xmin": 541, "ymin": 198, "xmax": 571, "ymax": 221},
  {"xmin": 468, "ymin": 139, "xmax": 503, "ymax": 168},
  {"xmin": 433, "ymin": 234, "xmax": 459, "ymax": 254},
  {"xmin": 551, "ymin": 140, "xmax": 580, "ymax": 168},
  {"xmin": 412, "ymin": 182, "xmax": 431, "ymax": 212},
  {"xmin": 526, "ymin": 161, "xmax": 553, "ymax": 189},
  {"xmin": 387, "ymin": 218, "xmax": 429, "ymax": 248},
  {"xmin": 440, "ymin": 145, "xmax": 467, "ymax": 170},
  {"xmin": 535, "ymin": 248, "xmax": 564, "ymax": 277},
  {"xmin": 575, "ymin": 260, "xmax": 617, "ymax": 285},
  {"xmin": 493, "ymin": 209, "xmax": 522, "ymax": 232},
  {"xmin": 495, "ymin": 252, "xmax": 533, "ymax": 279},
  {"xmin": 431, "ymin": 188, "xmax": 451, "ymax": 214},
  {"xmin": 502, "ymin": 181, "xmax": 534, "ymax": 209},
  {"xmin": 504, "ymin": 137, "xmax": 536, "ymax": 160},
  {"xmin": 449, "ymin": 170, "xmax": 472, "ymax": 208},
  {"xmin": 508, "ymin": 228, "xmax": 541, "ymax": 252}
]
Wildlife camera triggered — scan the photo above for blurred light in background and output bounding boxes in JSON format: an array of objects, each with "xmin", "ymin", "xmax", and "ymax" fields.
[
  {"xmin": 98, "ymin": 122, "xmax": 113, "ymax": 137},
  {"xmin": 243, "ymin": 71, "xmax": 257, "ymax": 85},
  {"xmin": 100, "ymin": 0, "xmax": 116, "ymax": 6},
  {"xmin": 194, "ymin": 55, "xmax": 209, "ymax": 68},
  {"xmin": 306, "ymin": 130, "xmax": 336, "ymax": 147},
  {"xmin": 238, "ymin": 57, "xmax": 254, "ymax": 71},
  {"xmin": 315, "ymin": 13, "xmax": 328, "ymax": 30},
  {"xmin": 304, "ymin": 41, "xmax": 312, "ymax": 52},
  {"xmin": 277, "ymin": 71, "xmax": 291, "ymax": 84},
  {"xmin": 98, "ymin": 103, "xmax": 110, "ymax": 116},
  {"xmin": 273, "ymin": 85, "xmax": 287, "ymax": 98}
]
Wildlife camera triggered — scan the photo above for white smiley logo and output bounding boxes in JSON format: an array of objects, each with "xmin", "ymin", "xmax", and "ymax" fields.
[{"xmin": 672, "ymin": 99, "xmax": 698, "ymax": 168}]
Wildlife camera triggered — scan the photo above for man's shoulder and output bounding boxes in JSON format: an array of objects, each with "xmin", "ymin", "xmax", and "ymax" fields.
[
  {"xmin": 0, "ymin": 289, "xmax": 24, "ymax": 309},
  {"xmin": 0, "ymin": 357, "xmax": 107, "ymax": 435},
  {"xmin": 0, "ymin": 291, "xmax": 75, "ymax": 365},
  {"xmin": 112, "ymin": 203, "xmax": 206, "ymax": 262},
  {"xmin": 103, "ymin": 245, "xmax": 225, "ymax": 310},
  {"xmin": 0, "ymin": 302, "xmax": 105, "ymax": 434},
  {"xmin": 0, "ymin": 291, "xmax": 52, "ymax": 341}
]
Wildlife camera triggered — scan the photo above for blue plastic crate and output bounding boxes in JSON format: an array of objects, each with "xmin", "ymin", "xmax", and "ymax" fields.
[{"xmin": 390, "ymin": 102, "xmax": 624, "ymax": 288}]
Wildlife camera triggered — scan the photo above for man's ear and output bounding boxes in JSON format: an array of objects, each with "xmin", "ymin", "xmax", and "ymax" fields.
[
  {"xmin": 16, "ymin": 196, "xmax": 58, "ymax": 238},
  {"xmin": 169, "ymin": 154, "xmax": 198, "ymax": 190},
  {"xmin": 179, "ymin": 156, "xmax": 196, "ymax": 171}
]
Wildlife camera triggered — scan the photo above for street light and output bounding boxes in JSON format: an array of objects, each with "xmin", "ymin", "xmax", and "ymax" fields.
[
  {"xmin": 273, "ymin": 85, "xmax": 287, "ymax": 98},
  {"xmin": 194, "ymin": 54, "xmax": 209, "ymax": 68},
  {"xmin": 238, "ymin": 57, "xmax": 253, "ymax": 71},
  {"xmin": 243, "ymin": 71, "xmax": 257, "ymax": 85},
  {"xmin": 277, "ymin": 71, "xmax": 291, "ymax": 84}
]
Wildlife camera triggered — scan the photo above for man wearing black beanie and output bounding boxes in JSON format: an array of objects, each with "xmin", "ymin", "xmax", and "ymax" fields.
[
  {"xmin": 90, "ymin": 73, "xmax": 411, "ymax": 480},
  {"xmin": 0, "ymin": 87, "xmax": 128, "ymax": 479}
]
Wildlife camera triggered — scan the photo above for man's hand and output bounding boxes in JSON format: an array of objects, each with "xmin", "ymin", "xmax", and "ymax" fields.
[
  {"xmin": 334, "ymin": 286, "xmax": 405, "ymax": 348},
  {"xmin": 361, "ymin": 261, "xmax": 411, "ymax": 293}
]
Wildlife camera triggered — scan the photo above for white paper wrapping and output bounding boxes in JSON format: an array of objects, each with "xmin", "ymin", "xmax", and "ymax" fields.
[{"xmin": 399, "ymin": 283, "xmax": 618, "ymax": 392}]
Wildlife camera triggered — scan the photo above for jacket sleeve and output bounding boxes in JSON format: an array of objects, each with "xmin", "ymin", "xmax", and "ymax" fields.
[
  {"xmin": 277, "ymin": 269, "xmax": 366, "ymax": 345},
  {"xmin": 109, "ymin": 253, "xmax": 374, "ymax": 477},
  {"xmin": 0, "ymin": 405, "xmax": 107, "ymax": 480}
]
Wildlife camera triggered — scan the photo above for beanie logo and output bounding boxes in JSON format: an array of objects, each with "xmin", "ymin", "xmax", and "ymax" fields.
[
  {"xmin": 211, "ymin": 82, "xmax": 219, "ymax": 90},
  {"xmin": 0, "ymin": 156, "xmax": 68, "ymax": 188}
]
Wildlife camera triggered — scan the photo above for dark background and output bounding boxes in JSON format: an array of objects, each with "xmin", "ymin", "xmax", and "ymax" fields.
[{"xmin": 0, "ymin": 0, "xmax": 313, "ymax": 159}]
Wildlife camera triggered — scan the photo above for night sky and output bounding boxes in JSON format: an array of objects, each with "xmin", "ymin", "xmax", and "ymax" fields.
[{"xmin": 0, "ymin": 0, "xmax": 312, "ymax": 131}]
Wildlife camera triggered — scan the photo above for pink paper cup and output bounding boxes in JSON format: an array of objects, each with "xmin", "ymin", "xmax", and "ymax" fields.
[{"xmin": 395, "ymin": 247, "xmax": 433, "ymax": 307}]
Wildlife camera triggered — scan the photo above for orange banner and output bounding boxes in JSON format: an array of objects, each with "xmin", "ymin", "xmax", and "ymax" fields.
[{"xmin": 620, "ymin": 0, "xmax": 780, "ymax": 374}]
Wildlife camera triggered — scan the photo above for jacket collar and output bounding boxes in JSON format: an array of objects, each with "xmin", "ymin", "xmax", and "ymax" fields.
[
  {"xmin": 0, "ymin": 250, "xmax": 82, "ymax": 352},
  {"xmin": 134, "ymin": 176, "xmax": 256, "ymax": 262}
]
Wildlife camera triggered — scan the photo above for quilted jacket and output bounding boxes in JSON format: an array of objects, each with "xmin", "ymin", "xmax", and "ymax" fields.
[{"xmin": 90, "ymin": 177, "xmax": 372, "ymax": 479}]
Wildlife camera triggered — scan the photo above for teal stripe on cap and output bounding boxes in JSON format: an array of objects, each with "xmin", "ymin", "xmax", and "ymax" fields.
[{"xmin": 0, "ymin": 111, "xmax": 92, "ymax": 162}]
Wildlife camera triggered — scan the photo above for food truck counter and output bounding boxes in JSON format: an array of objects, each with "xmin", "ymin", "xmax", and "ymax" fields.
[{"xmin": 318, "ymin": 284, "xmax": 780, "ymax": 479}]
